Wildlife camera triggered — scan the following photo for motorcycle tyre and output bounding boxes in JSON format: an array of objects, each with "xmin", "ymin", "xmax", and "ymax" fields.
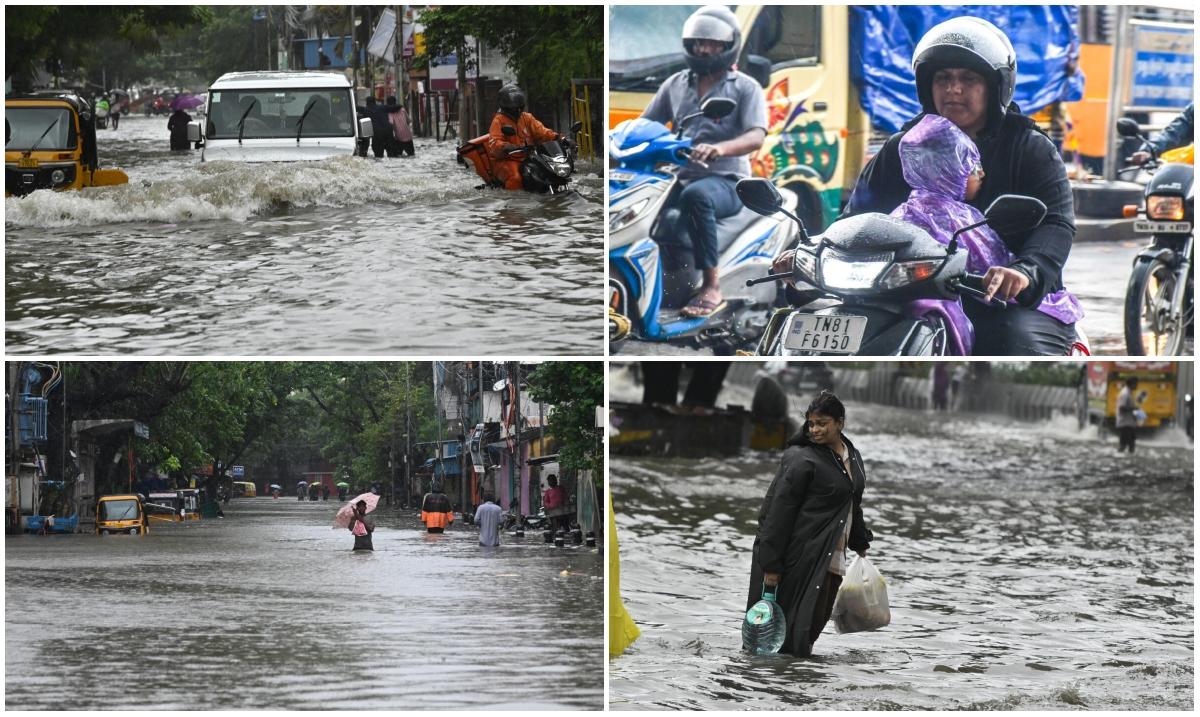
[{"xmin": 1124, "ymin": 256, "xmax": 1185, "ymax": 356}]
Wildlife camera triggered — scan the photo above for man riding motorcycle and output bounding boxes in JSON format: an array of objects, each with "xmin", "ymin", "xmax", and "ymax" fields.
[
  {"xmin": 1131, "ymin": 102, "xmax": 1193, "ymax": 165},
  {"xmin": 640, "ymin": 5, "xmax": 768, "ymax": 318},
  {"xmin": 778, "ymin": 17, "xmax": 1080, "ymax": 355},
  {"xmin": 487, "ymin": 83, "xmax": 572, "ymax": 190}
]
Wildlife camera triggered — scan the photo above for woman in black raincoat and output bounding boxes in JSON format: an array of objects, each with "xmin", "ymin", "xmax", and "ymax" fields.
[{"xmin": 746, "ymin": 391, "xmax": 873, "ymax": 657}]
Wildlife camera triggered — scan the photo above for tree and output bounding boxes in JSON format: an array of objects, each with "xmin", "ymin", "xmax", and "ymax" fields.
[{"xmin": 526, "ymin": 362, "xmax": 603, "ymax": 475}]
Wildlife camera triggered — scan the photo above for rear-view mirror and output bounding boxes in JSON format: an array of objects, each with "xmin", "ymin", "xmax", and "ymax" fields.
[
  {"xmin": 1116, "ymin": 117, "xmax": 1142, "ymax": 138},
  {"xmin": 984, "ymin": 194, "xmax": 1047, "ymax": 234},
  {"xmin": 736, "ymin": 177, "xmax": 783, "ymax": 216},
  {"xmin": 701, "ymin": 97, "xmax": 737, "ymax": 120}
]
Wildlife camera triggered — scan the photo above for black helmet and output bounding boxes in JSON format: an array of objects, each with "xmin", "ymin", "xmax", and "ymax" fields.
[
  {"xmin": 682, "ymin": 5, "xmax": 741, "ymax": 76},
  {"xmin": 497, "ymin": 83, "xmax": 525, "ymax": 113},
  {"xmin": 912, "ymin": 16, "xmax": 1017, "ymax": 128}
]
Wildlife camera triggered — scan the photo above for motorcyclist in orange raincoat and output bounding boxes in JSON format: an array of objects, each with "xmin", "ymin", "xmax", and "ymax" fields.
[
  {"xmin": 420, "ymin": 482, "xmax": 455, "ymax": 534},
  {"xmin": 486, "ymin": 83, "xmax": 572, "ymax": 190}
]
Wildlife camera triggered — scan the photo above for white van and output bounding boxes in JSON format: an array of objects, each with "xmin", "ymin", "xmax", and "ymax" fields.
[{"xmin": 188, "ymin": 71, "xmax": 372, "ymax": 162}]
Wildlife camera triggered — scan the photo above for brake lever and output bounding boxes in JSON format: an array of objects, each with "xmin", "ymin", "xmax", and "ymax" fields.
[
  {"xmin": 954, "ymin": 276, "xmax": 1008, "ymax": 309},
  {"xmin": 746, "ymin": 272, "xmax": 793, "ymax": 287}
]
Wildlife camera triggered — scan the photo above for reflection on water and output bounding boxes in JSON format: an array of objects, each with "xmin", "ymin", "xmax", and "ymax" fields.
[
  {"xmin": 609, "ymin": 381, "xmax": 1193, "ymax": 710},
  {"xmin": 5, "ymin": 115, "xmax": 602, "ymax": 354},
  {"xmin": 5, "ymin": 499, "xmax": 603, "ymax": 710}
]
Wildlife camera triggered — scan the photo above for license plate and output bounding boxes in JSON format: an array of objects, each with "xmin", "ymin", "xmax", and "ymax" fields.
[
  {"xmin": 17, "ymin": 157, "xmax": 38, "ymax": 169},
  {"xmin": 1134, "ymin": 220, "xmax": 1191, "ymax": 234},
  {"xmin": 609, "ymin": 170, "xmax": 636, "ymax": 183},
  {"xmin": 784, "ymin": 314, "xmax": 868, "ymax": 354}
]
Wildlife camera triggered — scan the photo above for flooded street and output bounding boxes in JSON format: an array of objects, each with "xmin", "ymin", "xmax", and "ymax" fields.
[
  {"xmin": 5, "ymin": 497, "xmax": 603, "ymax": 710},
  {"xmin": 5, "ymin": 115, "xmax": 603, "ymax": 354},
  {"xmin": 608, "ymin": 376, "xmax": 1193, "ymax": 710}
]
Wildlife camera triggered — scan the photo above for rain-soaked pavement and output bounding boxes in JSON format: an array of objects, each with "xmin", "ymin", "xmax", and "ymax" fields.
[
  {"xmin": 608, "ymin": 371, "xmax": 1193, "ymax": 710},
  {"xmin": 5, "ymin": 497, "xmax": 603, "ymax": 710},
  {"xmin": 5, "ymin": 114, "xmax": 603, "ymax": 355}
]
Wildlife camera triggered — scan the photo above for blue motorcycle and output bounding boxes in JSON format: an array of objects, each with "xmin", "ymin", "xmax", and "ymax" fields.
[{"xmin": 607, "ymin": 97, "xmax": 799, "ymax": 353}]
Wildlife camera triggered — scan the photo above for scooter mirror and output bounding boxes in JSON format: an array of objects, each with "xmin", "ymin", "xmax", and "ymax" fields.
[
  {"xmin": 736, "ymin": 177, "xmax": 783, "ymax": 216},
  {"xmin": 1116, "ymin": 117, "xmax": 1143, "ymax": 138},
  {"xmin": 983, "ymin": 194, "xmax": 1047, "ymax": 235},
  {"xmin": 700, "ymin": 97, "xmax": 737, "ymax": 120},
  {"xmin": 501, "ymin": 125, "xmax": 517, "ymax": 137}
]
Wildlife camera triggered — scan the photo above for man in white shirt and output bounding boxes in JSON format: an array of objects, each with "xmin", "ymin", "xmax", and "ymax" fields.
[{"xmin": 474, "ymin": 494, "xmax": 503, "ymax": 547}]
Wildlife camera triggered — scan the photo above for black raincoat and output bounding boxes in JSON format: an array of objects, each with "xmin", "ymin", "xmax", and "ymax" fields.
[{"xmin": 746, "ymin": 430, "xmax": 872, "ymax": 657}]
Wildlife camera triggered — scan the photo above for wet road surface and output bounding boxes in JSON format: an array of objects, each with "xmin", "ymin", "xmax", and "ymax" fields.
[
  {"xmin": 5, "ymin": 497, "xmax": 603, "ymax": 710},
  {"xmin": 5, "ymin": 115, "xmax": 603, "ymax": 355},
  {"xmin": 608, "ymin": 376, "xmax": 1193, "ymax": 709}
]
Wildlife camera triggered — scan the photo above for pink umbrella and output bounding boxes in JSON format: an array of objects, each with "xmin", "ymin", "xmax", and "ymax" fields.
[{"xmin": 333, "ymin": 492, "xmax": 380, "ymax": 529}]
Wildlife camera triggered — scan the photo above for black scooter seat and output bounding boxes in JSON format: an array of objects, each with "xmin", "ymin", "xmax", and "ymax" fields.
[{"xmin": 714, "ymin": 206, "xmax": 766, "ymax": 254}]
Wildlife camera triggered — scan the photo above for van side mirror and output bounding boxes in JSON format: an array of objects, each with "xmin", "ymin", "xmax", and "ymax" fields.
[
  {"xmin": 700, "ymin": 97, "xmax": 736, "ymax": 120},
  {"xmin": 983, "ymin": 194, "xmax": 1047, "ymax": 234},
  {"xmin": 736, "ymin": 177, "xmax": 783, "ymax": 216},
  {"xmin": 1116, "ymin": 117, "xmax": 1143, "ymax": 138},
  {"xmin": 187, "ymin": 122, "xmax": 200, "ymax": 143},
  {"xmin": 745, "ymin": 54, "xmax": 772, "ymax": 89},
  {"xmin": 501, "ymin": 125, "xmax": 517, "ymax": 137},
  {"xmin": 358, "ymin": 116, "xmax": 373, "ymax": 139}
]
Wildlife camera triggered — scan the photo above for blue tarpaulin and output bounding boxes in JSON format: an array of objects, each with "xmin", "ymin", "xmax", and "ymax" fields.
[{"xmin": 851, "ymin": 5, "xmax": 1086, "ymax": 135}]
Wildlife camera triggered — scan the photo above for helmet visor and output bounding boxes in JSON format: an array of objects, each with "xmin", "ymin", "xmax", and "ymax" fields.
[{"xmin": 682, "ymin": 14, "xmax": 735, "ymax": 46}]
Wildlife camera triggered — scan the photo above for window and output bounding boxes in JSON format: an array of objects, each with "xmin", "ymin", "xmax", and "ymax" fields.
[
  {"xmin": 6, "ymin": 108, "xmax": 76, "ymax": 151},
  {"xmin": 743, "ymin": 5, "xmax": 821, "ymax": 69},
  {"xmin": 206, "ymin": 88, "xmax": 354, "ymax": 139}
]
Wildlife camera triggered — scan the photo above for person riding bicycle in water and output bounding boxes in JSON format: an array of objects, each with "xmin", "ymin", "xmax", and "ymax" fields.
[
  {"xmin": 640, "ymin": 5, "xmax": 768, "ymax": 318},
  {"xmin": 1131, "ymin": 102, "xmax": 1194, "ymax": 165},
  {"xmin": 890, "ymin": 113, "xmax": 1084, "ymax": 353},
  {"xmin": 486, "ymin": 83, "xmax": 571, "ymax": 190},
  {"xmin": 779, "ymin": 17, "xmax": 1080, "ymax": 355}
]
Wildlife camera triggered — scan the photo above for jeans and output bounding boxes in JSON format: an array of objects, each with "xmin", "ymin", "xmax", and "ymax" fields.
[
  {"xmin": 963, "ymin": 299, "xmax": 1077, "ymax": 356},
  {"xmin": 679, "ymin": 175, "xmax": 742, "ymax": 270}
]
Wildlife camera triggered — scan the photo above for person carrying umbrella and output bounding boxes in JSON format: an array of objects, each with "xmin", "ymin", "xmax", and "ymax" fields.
[{"xmin": 335, "ymin": 492, "xmax": 380, "ymax": 551}]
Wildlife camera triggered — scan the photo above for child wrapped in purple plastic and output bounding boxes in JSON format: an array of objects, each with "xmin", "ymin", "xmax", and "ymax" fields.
[{"xmin": 892, "ymin": 115, "xmax": 1083, "ymax": 353}]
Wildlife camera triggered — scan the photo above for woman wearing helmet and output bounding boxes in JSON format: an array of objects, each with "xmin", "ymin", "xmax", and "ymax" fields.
[
  {"xmin": 641, "ymin": 5, "xmax": 769, "ymax": 318},
  {"xmin": 486, "ymin": 83, "xmax": 569, "ymax": 190},
  {"xmin": 840, "ymin": 17, "xmax": 1080, "ymax": 355}
]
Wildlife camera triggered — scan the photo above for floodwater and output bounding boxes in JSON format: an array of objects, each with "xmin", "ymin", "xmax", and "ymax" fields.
[
  {"xmin": 5, "ymin": 114, "xmax": 603, "ymax": 354},
  {"xmin": 608, "ymin": 373, "xmax": 1194, "ymax": 710},
  {"xmin": 5, "ymin": 498, "xmax": 603, "ymax": 710}
]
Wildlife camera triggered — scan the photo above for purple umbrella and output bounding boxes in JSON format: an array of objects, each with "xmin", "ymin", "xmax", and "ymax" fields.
[{"xmin": 170, "ymin": 93, "xmax": 205, "ymax": 111}]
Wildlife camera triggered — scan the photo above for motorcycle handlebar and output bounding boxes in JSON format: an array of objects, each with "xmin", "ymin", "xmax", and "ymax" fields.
[
  {"xmin": 676, "ymin": 146, "xmax": 709, "ymax": 170},
  {"xmin": 958, "ymin": 272, "xmax": 1008, "ymax": 308},
  {"xmin": 745, "ymin": 272, "xmax": 793, "ymax": 287}
]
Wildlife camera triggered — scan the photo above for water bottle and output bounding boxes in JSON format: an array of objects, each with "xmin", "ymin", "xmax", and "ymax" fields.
[{"xmin": 741, "ymin": 583, "xmax": 787, "ymax": 655}]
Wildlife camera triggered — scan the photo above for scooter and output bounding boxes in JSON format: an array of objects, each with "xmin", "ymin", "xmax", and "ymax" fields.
[
  {"xmin": 736, "ymin": 177, "xmax": 1091, "ymax": 356},
  {"xmin": 1115, "ymin": 117, "xmax": 1193, "ymax": 356},
  {"xmin": 608, "ymin": 97, "xmax": 799, "ymax": 353},
  {"xmin": 456, "ymin": 121, "xmax": 582, "ymax": 194}
]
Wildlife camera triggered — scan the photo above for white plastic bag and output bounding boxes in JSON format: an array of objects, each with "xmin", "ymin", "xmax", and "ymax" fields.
[{"xmin": 831, "ymin": 555, "xmax": 890, "ymax": 634}]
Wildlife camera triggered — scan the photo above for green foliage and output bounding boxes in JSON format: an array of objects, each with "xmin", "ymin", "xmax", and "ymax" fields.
[
  {"xmin": 526, "ymin": 362, "xmax": 603, "ymax": 474},
  {"xmin": 418, "ymin": 6, "xmax": 602, "ymax": 105},
  {"xmin": 5, "ymin": 6, "xmax": 207, "ymax": 91},
  {"xmin": 991, "ymin": 362, "xmax": 1083, "ymax": 387}
]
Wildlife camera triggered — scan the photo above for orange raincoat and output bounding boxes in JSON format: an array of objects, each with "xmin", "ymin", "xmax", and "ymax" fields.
[
  {"xmin": 486, "ymin": 111, "xmax": 560, "ymax": 190},
  {"xmin": 420, "ymin": 491, "xmax": 455, "ymax": 532}
]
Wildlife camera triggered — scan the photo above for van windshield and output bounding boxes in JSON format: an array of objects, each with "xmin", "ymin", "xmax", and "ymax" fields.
[
  {"xmin": 206, "ymin": 88, "xmax": 354, "ymax": 139},
  {"xmin": 609, "ymin": 5, "xmax": 703, "ymax": 91},
  {"xmin": 6, "ymin": 107, "xmax": 76, "ymax": 151},
  {"xmin": 100, "ymin": 499, "xmax": 140, "ymax": 521}
]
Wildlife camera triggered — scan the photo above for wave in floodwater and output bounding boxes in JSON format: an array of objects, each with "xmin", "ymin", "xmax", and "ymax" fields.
[
  {"xmin": 4, "ymin": 154, "xmax": 603, "ymax": 228},
  {"xmin": 609, "ymin": 399, "xmax": 1194, "ymax": 710}
]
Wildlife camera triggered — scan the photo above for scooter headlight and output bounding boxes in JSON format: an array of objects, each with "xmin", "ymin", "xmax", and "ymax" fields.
[
  {"xmin": 610, "ymin": 198, "xmax": 651, "ymax": 233},
  {"xmin": 820, "ymin": 249, "xmax": 893, "ymax": 290},
  {"xmin": 1146, "ymin": 195, "xmax": 1185, "ymax": 221},
  {"xmin": 792, "ymin": 246, "xmax": 818, "ymax": 283},
  {"xmin": 878, "ymin": 258, "xmax": 944, "ymax": 290}
]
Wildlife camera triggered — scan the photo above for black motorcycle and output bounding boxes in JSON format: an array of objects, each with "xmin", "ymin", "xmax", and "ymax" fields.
[
  {"xmin": 1116, "ymin": 117, "xmax": 1193, "ymax": 355},
  {"xmin": 736, "ymin": 177, "xmax": 1070, "ymax": 356},
  {"xmin": 501, "ymin": 120, "xmax": 583, "ymax": 194}
]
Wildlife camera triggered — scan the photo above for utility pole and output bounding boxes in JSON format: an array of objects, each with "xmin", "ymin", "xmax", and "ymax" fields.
[
  {"xmin": 405, "ymin": 364, "xmax": 412, "ymax": 508},
  {"xmin": 475, "ymin": 37, "xmax": 485, "ymax": 138},
  {"xmin": 514, "ymin": 361, "xmax": 522, "ymax": 515},
  {"xmin": 349, "ymin": 6, "xmax": 358, "ymax": 97}
]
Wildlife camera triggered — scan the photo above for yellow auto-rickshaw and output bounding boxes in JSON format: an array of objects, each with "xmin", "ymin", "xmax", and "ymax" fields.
[
  {"xmin": 232, "ymin": 481, "xmax": 257, "ymax": 498},
  {"xmin": 96, "ymin": 494, "xmax": 148, "ymax": 535},
  {"xmin": 1080, "ymin": 361, "xmax": 1178, "ymax": 432},
  {"xmin": 5, "ymin": 92, "xmax": 129, "ymax": 197}
]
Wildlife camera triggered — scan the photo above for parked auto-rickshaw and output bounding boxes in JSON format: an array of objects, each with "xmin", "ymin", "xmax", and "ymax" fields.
[
  {"xmin": 96, "ymin": 494, "xmax": 148, "ymax": 535},
  {"xmin": 1079, "ymin": 361, "xmax": 1178, "ymax": 433},
  {"xmin": 5, "ymin": 92, "xmax": 129, "ymax": 197},
  {"xmin": 232, "ymin": 480, "xmax": 257, "ymax": 498}
]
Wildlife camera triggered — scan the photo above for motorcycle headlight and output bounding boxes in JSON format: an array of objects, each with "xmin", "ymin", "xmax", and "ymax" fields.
[
  {"xmin": 1147, "ymin": 195, "xmax": 1185, "ymax": 221},
  {"xmin": 878, "ymin": 259, "xmax": 944, "ymax": 290},
  {"xmin": 610, "ymin": 198, "xmax": 651, "ymax": 233},
  {"xmin": 793, "ymin": 246, "xmax": 818, "ymax": 283},
  {"xmin": 820, "ymin": 249, "xmax": 893, "ymax": 290}
]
